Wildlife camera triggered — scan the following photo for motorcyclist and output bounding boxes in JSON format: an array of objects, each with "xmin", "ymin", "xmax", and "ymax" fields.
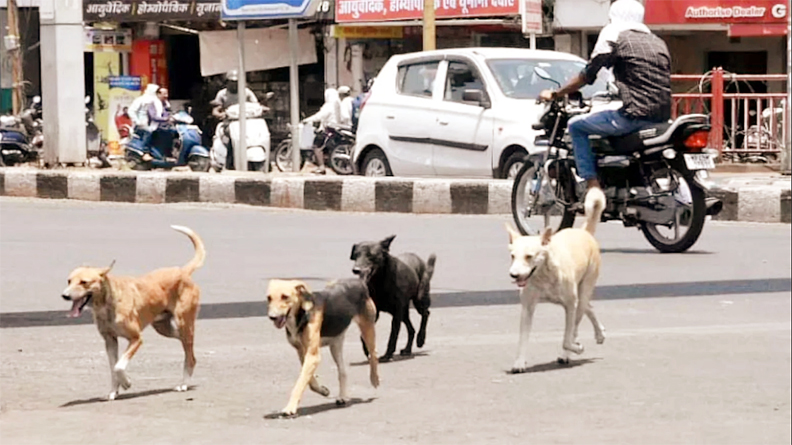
[
  {"xmin": 211, "ymin": 70, "xmax": 259, "ymax": 170},
  {"xmin": 303, "ymin": 88, "xmax": 341, "ymax": 175},
  {"xmin": 128, "ymin": 83, "xmax": 160, "ymax": 161},
  {"xmin": 539, "ymin": 0, "xmax": 671, "ymax": 192}
]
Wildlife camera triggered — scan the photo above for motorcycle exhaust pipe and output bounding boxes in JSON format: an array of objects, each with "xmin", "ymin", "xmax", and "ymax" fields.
[{"xmin": 705, "ymin": 197, "xmax": 723, "ymax": 216}]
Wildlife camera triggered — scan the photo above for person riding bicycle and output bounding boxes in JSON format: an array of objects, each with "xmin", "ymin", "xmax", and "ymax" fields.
[{"xmin": 539, "ymin": 0, "xmax": 671, "ymax": 192}]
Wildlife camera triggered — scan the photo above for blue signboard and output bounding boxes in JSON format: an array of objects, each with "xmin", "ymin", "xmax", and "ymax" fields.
[{"xmin": 221, "ymin": 0, "xmax": 320, "ymax": 19}]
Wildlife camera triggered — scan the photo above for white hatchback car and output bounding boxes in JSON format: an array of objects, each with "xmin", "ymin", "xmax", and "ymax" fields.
[{"xmin": 353, "ymin": 47, "xmax": 611, "ymax": 179}]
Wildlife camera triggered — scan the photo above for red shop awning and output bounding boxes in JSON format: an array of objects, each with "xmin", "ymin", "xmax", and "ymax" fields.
[{"xmin": 645, "ymin": 0, "xmax": 789, "ymax": 26}]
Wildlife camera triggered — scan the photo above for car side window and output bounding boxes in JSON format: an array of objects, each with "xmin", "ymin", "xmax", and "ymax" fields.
[
  {"xmin": 398, "ymin": 62, "xmax": 440, "ymax": 98},
  {"xmin": 444, "ymin": 61, "xmax": 484, "ymax": 103}
]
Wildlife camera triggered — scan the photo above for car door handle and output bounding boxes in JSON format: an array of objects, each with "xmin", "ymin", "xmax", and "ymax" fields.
[{"xmin": 386, "ymin": 115, "xmax": 395, "ymax": 120}]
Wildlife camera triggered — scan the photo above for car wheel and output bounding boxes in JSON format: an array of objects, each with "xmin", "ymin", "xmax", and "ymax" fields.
[
  {"xmin": 361, "ymin": 148, "xmax": 392, "ymax": 177},
  {"xmin": 502, "ymin": 151, "xmax": 527, "ymax": 180}
]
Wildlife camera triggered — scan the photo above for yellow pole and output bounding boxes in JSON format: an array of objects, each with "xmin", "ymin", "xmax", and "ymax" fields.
[
  {"xmin": 423, "ymin": 0, "xmax": 435, "ymax": 51},
  {"xmin": 7, "ymin": 0, "xmax": 24, "ymax": 114}
]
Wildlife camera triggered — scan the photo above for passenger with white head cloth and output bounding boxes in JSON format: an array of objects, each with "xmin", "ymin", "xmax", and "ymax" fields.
[{"xmin": 538, "ymin": 0, "xmax": 672, "ymax": 193}]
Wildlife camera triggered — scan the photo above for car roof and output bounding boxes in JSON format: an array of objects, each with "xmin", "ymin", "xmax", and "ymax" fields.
[{"xmin": 388, "ymin": 47, "xmax": 586, "ymax": 64}]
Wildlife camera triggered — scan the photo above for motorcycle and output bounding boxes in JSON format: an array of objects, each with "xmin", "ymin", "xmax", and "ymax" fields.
[
  {"xmin": 124, "ymin": 108, "xmax": 211, "ymax": 172},
  {"xmin": 85, "ymin": 96, "xmax": 112, "ymax": 169},
  {"xmin": 511, "ymin": 67, "xmax": 722, "ymax": 253},
  {"xmin": 0, "ymin": 96, "xmax": 43, "ymax": 166},
  {"xmin": 273, "ymin": 122, "xmax": 355, "ymax": 175}
]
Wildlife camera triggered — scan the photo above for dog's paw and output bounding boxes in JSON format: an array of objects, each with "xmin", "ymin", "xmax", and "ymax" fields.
[
  {"xmin": 510, "ymin": 359, "xmax": 530, "ymax": 374},
  {"xmin": 317, "ymin": 386, "xmax": 331, "ymax": 397},
  {"xmin": 175, "ymin": 384, "xmax": 188, "ymax": 392},
  {"xmin": 399, "ymin": 348, "xmax": 412, "ymax": 357},
  {"xmin": 595, "ymin": 328, "xmax": 606, "ymax": 345},
  {"xmin": 370, "ymin": 372, "xmax": 380, "ymax": 388},
  {"xmin": 417, "ymin": 333, "xmax": 426, "ymax": 348},
  {"xmin": 116, "ymin": 371, "xmax": 132, "ymax": 390},
  {"xmin": 107, "ymin": 391, "xmax": 118, "ymax": 401},
  {"xmin": 563, "ymin": 342, "xmax": 584, "ymax": 355},
  {"xmin": 557, "ymin": 357, "xmax": 571, "ymax": 365},
  {"xmin": 335, "ymin": 398, "xmax": 348, "ymax": 407},
  {"xmin": 379, "ymin": 354, "xmax": 394, "ymax": 362},
  {"xmin": 277, "ymin": 410, "xmax": 298, "ymax": 419}
]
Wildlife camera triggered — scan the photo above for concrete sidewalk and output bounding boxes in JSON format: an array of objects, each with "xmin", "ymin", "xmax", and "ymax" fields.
[{"xmin": 0, "ymin": 166, "xmax": 789, "ymax": 223}]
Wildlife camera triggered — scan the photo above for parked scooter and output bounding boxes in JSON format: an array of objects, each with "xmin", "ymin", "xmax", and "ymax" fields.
[
  {"xmin": 324, "ymin": 124, "xmax": 355, "ymax": 175},
  {"xmin": 224, "ymin": 101, "xmax": 271, "ymax": 172},
  {"xmin": 0, "ymin": 96, "xmax": 43, "ymax": 166},
  {"xmin": 124, "ymin": 107, "xmax": 211, "ymax": 171}
]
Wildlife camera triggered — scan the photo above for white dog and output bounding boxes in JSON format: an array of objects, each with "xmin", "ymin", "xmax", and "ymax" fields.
[{"xmin": 507, "ymin": 188, "xmax": 607, "ymax": 373}]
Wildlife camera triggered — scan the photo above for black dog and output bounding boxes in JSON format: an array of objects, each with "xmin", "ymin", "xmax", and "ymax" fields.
[{"xmin": 350, "ymin": 235, "xmax": 436, "ymax": 362}]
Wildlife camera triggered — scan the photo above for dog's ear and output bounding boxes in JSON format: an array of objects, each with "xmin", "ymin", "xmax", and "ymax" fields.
[
  {"xmin": 350, "ymin": 243, "xmax": 359, "ymax": 260},
  {"xmin": 295, "ymin": 284, "xmax": 314, "ymax": 311},
  {"xmin": 100, "ymin": 260, "xmax": 116, "ymax": 277},
  {"xmin": 505, "ymin": 224, "xmax": 521, "ymax": 244},
  {"xmin": 380, "ymin": 235, "xmax": 396, "ymax": 251},
  {"xmin": 540, "ymin": 227, "xmax": 553, "ymax": 246}
]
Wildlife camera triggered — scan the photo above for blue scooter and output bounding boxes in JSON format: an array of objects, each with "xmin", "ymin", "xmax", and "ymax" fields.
[{"xmin": 124, "ymin": 109, "xmax": 211, "ymax": 172}]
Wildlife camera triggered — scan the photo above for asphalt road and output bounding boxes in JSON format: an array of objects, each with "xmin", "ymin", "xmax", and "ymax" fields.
[{"xmin": 0, "ymin": 197, "xmax": 790, "ymax": 444}]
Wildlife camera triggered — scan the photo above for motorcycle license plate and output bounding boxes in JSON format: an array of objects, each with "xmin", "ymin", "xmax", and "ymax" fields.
[{"xmin": 683, "ymin": 153, "xmax": 715, "ymax": 170}]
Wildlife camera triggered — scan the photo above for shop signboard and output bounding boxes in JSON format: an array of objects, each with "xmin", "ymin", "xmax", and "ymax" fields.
[
  {"xmin": 83, "ymin": 0, "xmax": 223, "ymax": 22},
  {"xmin": 335, "ymin": 0, "xmax": 519, "ymax": 23},
  {"xmin": 220, "ymin": 0, "xmax": 322, "ymax": 19},
  {"xmin": 331, "ymin": 25, "xmax": 403, "ymax": 38},
  {"xmin": 130, "ymin": 40, "xmax": 169, "ymax": 91},
  {"xmin": 84, "ymin": 28, "xmax": 133, "ymax": 52},
  {"xmin": 645, "ymin": 0, "xmax": 788, "ymax": 36},
  {"xmin": 521, "ymin": 0, "xmax": 542, "ymax": 34}
]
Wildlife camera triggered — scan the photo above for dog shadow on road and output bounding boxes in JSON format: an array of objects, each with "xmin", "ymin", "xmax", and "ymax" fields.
[
  {"xmin": 349, "ymin": 351, "xmax": 430, "ymax": 367},
  {"xmin": 263, "ymin": 397, "xmax": 377, "ymax": 419},
  {"xmin": 59, "ymin": 387, "xmax": 194, "ymax": 408},
  {"xmin": 506, "ymin": 358, "xmax": 601, "ymax": 375}
]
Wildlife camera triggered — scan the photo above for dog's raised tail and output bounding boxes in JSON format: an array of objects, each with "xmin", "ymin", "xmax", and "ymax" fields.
[
  {"xmin": 583, "ymin": 188, "xmax": 606, "ymax": 235},
  {"xmin": 171, "ymin": 225, "xmax": 206, "ymax": 274}
]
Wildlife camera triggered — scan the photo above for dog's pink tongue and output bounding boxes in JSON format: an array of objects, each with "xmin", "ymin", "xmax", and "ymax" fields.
[{"xmin": 68, "ymin": 301, "xmax": 82, "ymax": 318}]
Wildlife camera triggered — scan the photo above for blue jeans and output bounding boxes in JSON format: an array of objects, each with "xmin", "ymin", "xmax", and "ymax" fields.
[{"xmin": 568, "ymin": 110, "xmax": 659, "ymax": 180}]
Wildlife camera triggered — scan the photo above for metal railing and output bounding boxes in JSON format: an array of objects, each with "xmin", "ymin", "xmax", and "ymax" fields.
[{"xmin": 671, "ymin": 69, "xmax": 788, "ymax": 161}]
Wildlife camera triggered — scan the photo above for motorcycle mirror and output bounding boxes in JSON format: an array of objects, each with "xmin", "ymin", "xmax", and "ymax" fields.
[
  {"xmin": 84, "ymin": 96, "xmax": 91, "ymax": 104},
  {"xmin": 32, "ymin": 96, "xmax": 41, "ymax": 104}
]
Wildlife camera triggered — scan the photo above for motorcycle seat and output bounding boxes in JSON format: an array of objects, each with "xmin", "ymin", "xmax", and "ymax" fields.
[{"xmin": 604, "ymin": 121, "xmax": 672, "ymax": 153}]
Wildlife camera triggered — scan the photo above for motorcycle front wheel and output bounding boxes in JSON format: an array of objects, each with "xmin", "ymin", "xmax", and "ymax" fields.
[
  {"xmin": 329, "ymin": 144, "xmax": 354, "ymax": 175},
  {"xmin": 274, "ymin": 139, "xmax": 305, "ymax": 172},
  {"xmin": 125, "ymin": 152, "xmax": 150, "ymax": 171},
  {"xmin": 639, "ymin": 167, "xmax": 707, "ymax": 253},
  {"xmin": 511, "ymin": 159, "xmax": 576, "ymax": 236}
]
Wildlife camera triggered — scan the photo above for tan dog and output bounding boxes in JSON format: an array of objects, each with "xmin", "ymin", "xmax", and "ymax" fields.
[
  {"xmin": 267, "ymin": 278, "xmax": 379, "ymax": 417},
  {"xmin": 507, "ymin": 188, "xmax": 607, "ymax": 373},
  {"xmin": 62, "ymin": 225, "xmax": 205, "ymax": 400}
]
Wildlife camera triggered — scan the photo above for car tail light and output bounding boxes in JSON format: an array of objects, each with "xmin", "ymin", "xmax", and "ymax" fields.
[{"xmin": 683, "ymin": 130, "xmax": 709, "ymax": 152}]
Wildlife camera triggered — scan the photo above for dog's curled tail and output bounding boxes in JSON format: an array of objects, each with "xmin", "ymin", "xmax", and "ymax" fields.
[
  {"xmin": 171, "ymin": 225, "xmax": 206, "ymax": 275},
  {"xmin": 583, "ymin": 188, "xmax": 606, "ymax": 236}
]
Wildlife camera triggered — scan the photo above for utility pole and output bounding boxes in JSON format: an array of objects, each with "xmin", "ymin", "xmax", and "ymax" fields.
[
  {"xmin": 7, "ymin": 0, "xmax": 24, "ymax": 114},
  {"xmin": 423, "ymin": 0, "xmax": 435, "ymax": 51}
]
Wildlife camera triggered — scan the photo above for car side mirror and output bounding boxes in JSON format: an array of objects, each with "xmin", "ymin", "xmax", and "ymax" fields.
[{"xmin": 462, "ymin": 89, "xmax": 491, "ymax": 108}]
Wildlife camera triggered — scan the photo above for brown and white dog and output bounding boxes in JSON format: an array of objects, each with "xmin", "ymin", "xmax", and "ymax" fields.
[
  {"xmin": 61, "ymin": 225, "xmax": 205, "ymax": 400},
  {"xmin": 267, "ymin": 278, "xmax": 379, "ymax": 417},
  {"xmin": 507, "ymin": 188, "xmax": 607, "ymax": 373}
]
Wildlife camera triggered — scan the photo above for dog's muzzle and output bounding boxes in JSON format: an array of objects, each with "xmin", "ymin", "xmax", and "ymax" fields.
[{"xmin": 269, "ymin": 315, "xmax": 287, "ymax": 329}]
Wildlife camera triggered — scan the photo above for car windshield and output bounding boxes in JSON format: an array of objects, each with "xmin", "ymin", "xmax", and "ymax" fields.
[{"xmin": 486, "ymin": 58, "xmax": 610, "ymax": 99}]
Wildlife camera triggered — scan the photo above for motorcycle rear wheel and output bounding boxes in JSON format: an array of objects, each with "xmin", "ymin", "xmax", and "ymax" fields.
[
  {"xmin": 125, "ymin": 153, "xmax": 150, "ymax": 171},
  {"xmin": 329, "ymin": 144, "xmax": 354, "ymax": 175},
  {"xmin": 639, "ymin": 168, "xmax": 706, "ymax": 253},
  {"xmin": 511, "ymin": 160, "xmax": 576, "ymax": 236},
  {"xmin": 188, "ymin": 156, "xmax": 211, "ymax": 172}
]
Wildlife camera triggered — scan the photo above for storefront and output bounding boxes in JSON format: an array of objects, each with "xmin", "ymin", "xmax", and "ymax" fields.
[
  {"xmin": 326, "ymin": 0, "xmax": 554, "ymax": 94},
  {"xmin": 644, "ymin": 0, "xmax": 788, "ymax": 93}
]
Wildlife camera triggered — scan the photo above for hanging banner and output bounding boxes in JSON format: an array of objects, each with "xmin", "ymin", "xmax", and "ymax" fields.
[
  {"xmin": 107, "ymin": 76, "xmax": 141, "ymax": 155},
  {"xmin": 644, "ymin": 0, "xmax": 788, "ymax": 25},
  {"xmin": 335, "ymin": 0, "xmax": 519, "ymax": 23},
  {"xmin": 94, "ymin": 52, "xmax": 122, "ymax": 145},
  {"xmin": 331, "ymin": 25, "xmax": 403, "ymax": 38},
  {"xmin": 130, "ymin": 40, "xmax": 169, "ymax": 92}
]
